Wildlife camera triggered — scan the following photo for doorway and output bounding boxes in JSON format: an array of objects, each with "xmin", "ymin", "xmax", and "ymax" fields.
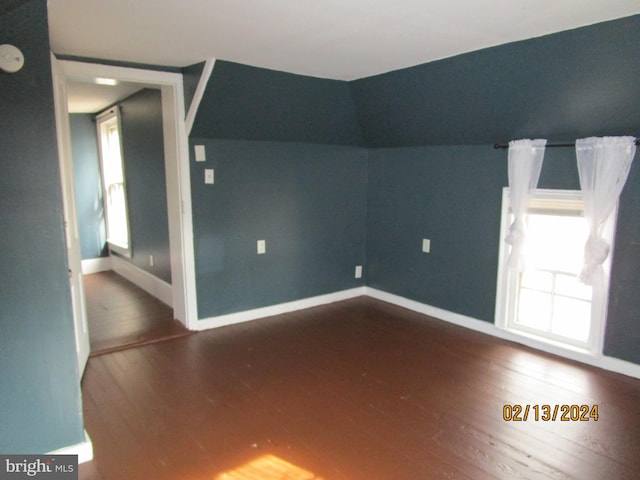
[
  {"xmin": 84, "ymin": 271, "xmax": 191, "ymax": 355},
  {"xmin": 52, "ymin": 58, "xmax": 199, "ymax": 373},
  {"xmin": 70, "ymin": 83, "xmax": 188, "ymax": 354}
]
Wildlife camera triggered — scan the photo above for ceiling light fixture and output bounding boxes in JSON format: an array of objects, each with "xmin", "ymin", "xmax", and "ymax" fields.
[{"xmin": 95, "ymin": 77, "xmax": 118, "ymax": 86}]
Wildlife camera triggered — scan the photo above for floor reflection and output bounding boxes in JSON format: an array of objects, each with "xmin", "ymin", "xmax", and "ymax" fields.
[{"xmin": 215, "ymin": 454, "xmax": 323, "ymax": 480}]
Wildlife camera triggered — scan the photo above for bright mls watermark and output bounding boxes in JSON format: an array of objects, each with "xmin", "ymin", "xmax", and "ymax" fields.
[{"xmin": 0, "ymin": 455, "xmax": 77, "ymax": 479}]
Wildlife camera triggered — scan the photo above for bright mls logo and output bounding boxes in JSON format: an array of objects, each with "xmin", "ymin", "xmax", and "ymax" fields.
[{"xmin": 0, "ymin": 455, "xmax": 77, "ymax": 479}]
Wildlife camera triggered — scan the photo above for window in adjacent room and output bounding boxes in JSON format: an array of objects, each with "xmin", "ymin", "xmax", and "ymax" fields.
[
  {"xmin": 495, "ymin": 188, "xmax": 616, "ymax": 354},
  {"xmin": 96, "ymin": 106, "xmax": 131, "ymax": 257}
]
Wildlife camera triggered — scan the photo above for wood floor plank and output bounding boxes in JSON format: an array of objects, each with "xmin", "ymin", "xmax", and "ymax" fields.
[
  {"xmin": 80, "ymin": 296, "xmax": 640, "ymax": 479},
  {"xmin": 83, "ymin": 271, "xmax": 191, "ymax": 355}
]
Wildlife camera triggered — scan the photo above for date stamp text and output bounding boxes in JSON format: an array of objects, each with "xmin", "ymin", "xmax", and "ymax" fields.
[{"xmin": 503, "ymin": 404, "xmax": 599, "ymax": 422}]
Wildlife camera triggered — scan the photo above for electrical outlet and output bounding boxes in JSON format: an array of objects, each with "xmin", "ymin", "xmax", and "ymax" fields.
[
  {"xmin": 257, "ymin": 240, "xmax": 266, "ymax": 254},
  {"xmin": 205, "ymin": 168, "xmax": 214, "ymax": 184},
  {"xmin": 355, "ymin": 265, "xmax": 363, "ymax": 279},
  {"xmin": 422, "ymin": 238, "xmax": 431, "ymax": 253},
  {"xmin": 149, "ymin": 255, "xmax": 154, "ymax": 266}
]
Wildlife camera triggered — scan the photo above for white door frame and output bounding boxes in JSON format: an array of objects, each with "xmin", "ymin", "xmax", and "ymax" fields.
[
  {"xmin": 53, "ymin": 59, "xmax": 199, "ymax": 336},
  {"xmin": 51, "ymin": 55, "xmax": 91, "ymax": 376}
]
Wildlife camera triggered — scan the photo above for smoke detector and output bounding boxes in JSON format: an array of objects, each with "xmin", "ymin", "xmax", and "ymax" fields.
[{"xmin": 0, "ymin": 44, "xmax": 24, "ymax": 73}]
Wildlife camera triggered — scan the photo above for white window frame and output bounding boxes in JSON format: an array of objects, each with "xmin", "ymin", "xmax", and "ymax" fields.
[
  {"xmin": 495, "ymin": 188, "xmax": 617, "ymax": 356},
  {"xmin": 96, "ymin": 106, "xmax": 131, "ymax": 258}
]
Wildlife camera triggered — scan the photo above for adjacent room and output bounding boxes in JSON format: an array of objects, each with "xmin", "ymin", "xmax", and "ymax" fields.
[
  {"xmin": 1, "ymin": 1, "xmax": 639, "ymax": 478},
  {"xmin": 67, "ymin": 81, "xmax": 192, "ymax": 354}
]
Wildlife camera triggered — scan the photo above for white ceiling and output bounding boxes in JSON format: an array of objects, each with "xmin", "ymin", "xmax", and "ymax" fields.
[
  {"xmin": 66, "ymin": 80, "xmax": 144, "ymax": 114},
  {"xmin": 48, "ymin": 0, "xmax": 639, "ymax": 81},
  {"xmin": 48, "ymin": 0, "xmax": 639, "ymax": 112}
]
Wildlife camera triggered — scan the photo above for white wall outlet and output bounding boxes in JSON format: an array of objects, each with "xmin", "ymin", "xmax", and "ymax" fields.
[
  {"xmin": 355, "ymin": 265, "xmax": 363, "ymax": 279},
  {"xmin": 257, "ymin": 240, "xmax": 266, "ymax": 254},
  {"xmin": 195, "ymin": 144, "xmax": 206, "ymax": 162},
  {"xmin": 205, "ymin": 168, "xmax": 214, "ymax": 184},
  {"xmin": 422, "ymin": 238, "xmax": 431, "ymax": 253},
  {"xmin": 149, "ymin": 255, "xmax": 154, "ymax": 267}
]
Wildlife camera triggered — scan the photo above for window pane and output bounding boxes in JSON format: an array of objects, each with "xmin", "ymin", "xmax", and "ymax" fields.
[
  {"xmin": 551, "ymin": 297, "xmax": 591, "ymax": 342},
  {"xmin": 97, "ymin": 110, "xmax": 130, "ymax": 254},
  {"xmin": 106, "ymin": 125, "xmax": 123, "ymax": 182},
  {"xmin": 525, "ymin": 214, "xmax": 586, "ymax": 273},
  {"xmin": 516, "ymin": 289, "xmax": 552, "ymax": 331},
  {"xmin": 555, "ymin": 273, "xmax": 592, "ymax": 301},
  {"xmin": 520, "ymin": 271, "xmax": 553, "ymax": 292},
  {"xmin": 106, "ymin": 183, "xmax": 128, "ymax": 246},
  {"xmin": 498, "ymin": 189, "xmax": 610, "ymax": 353}
]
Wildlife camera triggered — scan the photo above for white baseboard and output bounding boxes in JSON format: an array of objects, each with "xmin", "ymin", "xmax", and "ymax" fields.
[
  {"xmin": 48, "ymin": 430, "xmax": 93, "ymax": 464},
  {"xmin": 81, "ymin": 257, "xmax": 111, "ymax": 275},
  {"xmin": 195, "ymin": 287, "xmax": 366, "ymax": 331},
  {"xmin": 365, "ymin": 287, "xmax": 640, "ymax": 380},
  {"xmin": 598, "ymin": 355, "xmax": 640, "ymax": 380},
  {"xmin": 110, "ymin": 255, "xmax": 173, "ymax": 307},
  {"xmin": 172, "ymin": 280, "xmax": 640, "ymax": 379}
]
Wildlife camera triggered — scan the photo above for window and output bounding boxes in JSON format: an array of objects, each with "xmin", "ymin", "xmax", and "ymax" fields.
[
  {"xmin": 96, "ymin": 107, "xmax": 131, "ymax": 257},
  {"xmin": 495, "ymin": 189, "xmax": 615, "ymax": 354}
]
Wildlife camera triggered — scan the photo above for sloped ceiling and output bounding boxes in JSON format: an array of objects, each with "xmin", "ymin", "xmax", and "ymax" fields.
[{"xmin": 47, "ymin": 0, "xmax": 640, "ymax": 81}]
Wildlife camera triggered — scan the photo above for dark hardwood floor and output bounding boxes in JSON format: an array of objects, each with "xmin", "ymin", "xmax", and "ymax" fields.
[
  {"xmin": 84, "ymin": 271, "xmax": 191, "ymax": 356},
  {"xmin": 79, "ymin": 296, "xmax": 640, "ymax": 479}
]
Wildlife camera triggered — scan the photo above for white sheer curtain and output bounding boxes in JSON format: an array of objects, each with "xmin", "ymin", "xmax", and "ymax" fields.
[
  {"xmin": 576, "ymin": 136, "xmax": 637, "ymax": 286},
  {"xmin": 505, "ymin": 139, "xmax": 547, "ymax": 271}
]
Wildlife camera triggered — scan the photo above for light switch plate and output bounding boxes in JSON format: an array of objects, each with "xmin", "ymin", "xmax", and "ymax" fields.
[
  {"xmin": 257, "ymin": 240, "xmax": 266, "ymax": 254},
  {"xmin": 205, "ymin": 168, "xmax": 214, "ymax": 184},
  {"xmin": 422, "ymin": 238, "xmax": 431, "ymax": 253},
  {"xmin": 195, "ymin": 145, "xmax": 206, "ymax": 162}
]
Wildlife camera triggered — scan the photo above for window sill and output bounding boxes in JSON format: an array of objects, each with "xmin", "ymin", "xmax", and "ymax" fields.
[
  {"xmin": 498, "ymin": 324, "xmax": 598, "ymax": 358},
  {"xmin": 108, "ymin": 241, "xmax": 131, "ymax": 259}
]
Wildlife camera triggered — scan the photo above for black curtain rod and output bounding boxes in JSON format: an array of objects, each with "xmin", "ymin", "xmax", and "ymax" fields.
[{"xmin": 494, "ymin": 139, "xmax": 640, "ymax": 149}]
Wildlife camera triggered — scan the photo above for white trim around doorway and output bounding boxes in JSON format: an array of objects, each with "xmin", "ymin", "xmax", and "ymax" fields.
[{"xmin": 58, "ymin": 59, "xmax": 198, "ymax": 330}]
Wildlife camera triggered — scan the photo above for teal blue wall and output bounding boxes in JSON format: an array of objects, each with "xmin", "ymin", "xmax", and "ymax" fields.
[
  {"xmin": 603, "ymin": 155, "xmax": 640, "ymax": 362},
  {"xmin": 366, "ymin": 145, "xmax": 505, "ymax": 321},
  {"xmin": 366, "ymin": 145, "xmax": 584, "ymax": 322},
  {"xmin": 190, "ymin": 62, "xmax": 367, "ymax": 318},
  {"xmin": 1, "ymin": 6, "xmax": 638, "ymax": 457},
  {"xmin": 191, "ymin": 60, "xmax": 364, "ymax": 145},
  {"xmin": 350, "ymin": 15, "xmax": 640, "ymax": 147},
  {"xmin": 365, "ymin": 146, "xmax": 639, "ymax": 365},
  {"xmin": 56, "ymin": 54, "xmax": 182, "ymax": 74},
  {"xmin": 70, "ymin": 90, "xmax": 172, "ymax": 282},
  {"xmin": 190, "ymin": 16, "xmax": 640, "ymax": 366},
  {"xmin": 190, "ymin": 140, "xmax": 367, "ymax": 317},
  {"xmin": 117, "ymin": 89, "xmax": 172, "ymax": 283},
  {"xmin": 0, "ymin": 0, "xmax": 85, "ymax": 453},
  {"xmin": 357, "ymin": 16, "xmax": 640, "ymax": 364},
  {"xmin": 70, "ymin": 114, "xmax": 107, "ymax": 260},
  {"xmin": 182, "ymin": 61, "xmax": 205, "ymax": 115}
]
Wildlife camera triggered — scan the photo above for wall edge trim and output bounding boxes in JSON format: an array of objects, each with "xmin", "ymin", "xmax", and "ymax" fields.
[
  {"xmin": 364, "ymin": 287, "xmax": 640, "ymax": 380},
  {"xmin": 48, "ymin": 430, "xmax": 93, "ymax": 464},
  {"xmin": 195, "ymin": 287, "xmax": 366, "ymax": 331},
  {"xmin": 185, "ymin": 58, "xmax": 216, "ymax": 136},
  {"xmin": 110, "ymin": 255, "xmax": 173, "ymax": 307}
]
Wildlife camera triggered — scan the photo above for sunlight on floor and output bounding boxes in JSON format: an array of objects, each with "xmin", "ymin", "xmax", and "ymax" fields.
[{"xmin": 214, "ymin": 454, "xmax": 324, "ymax": 480}]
